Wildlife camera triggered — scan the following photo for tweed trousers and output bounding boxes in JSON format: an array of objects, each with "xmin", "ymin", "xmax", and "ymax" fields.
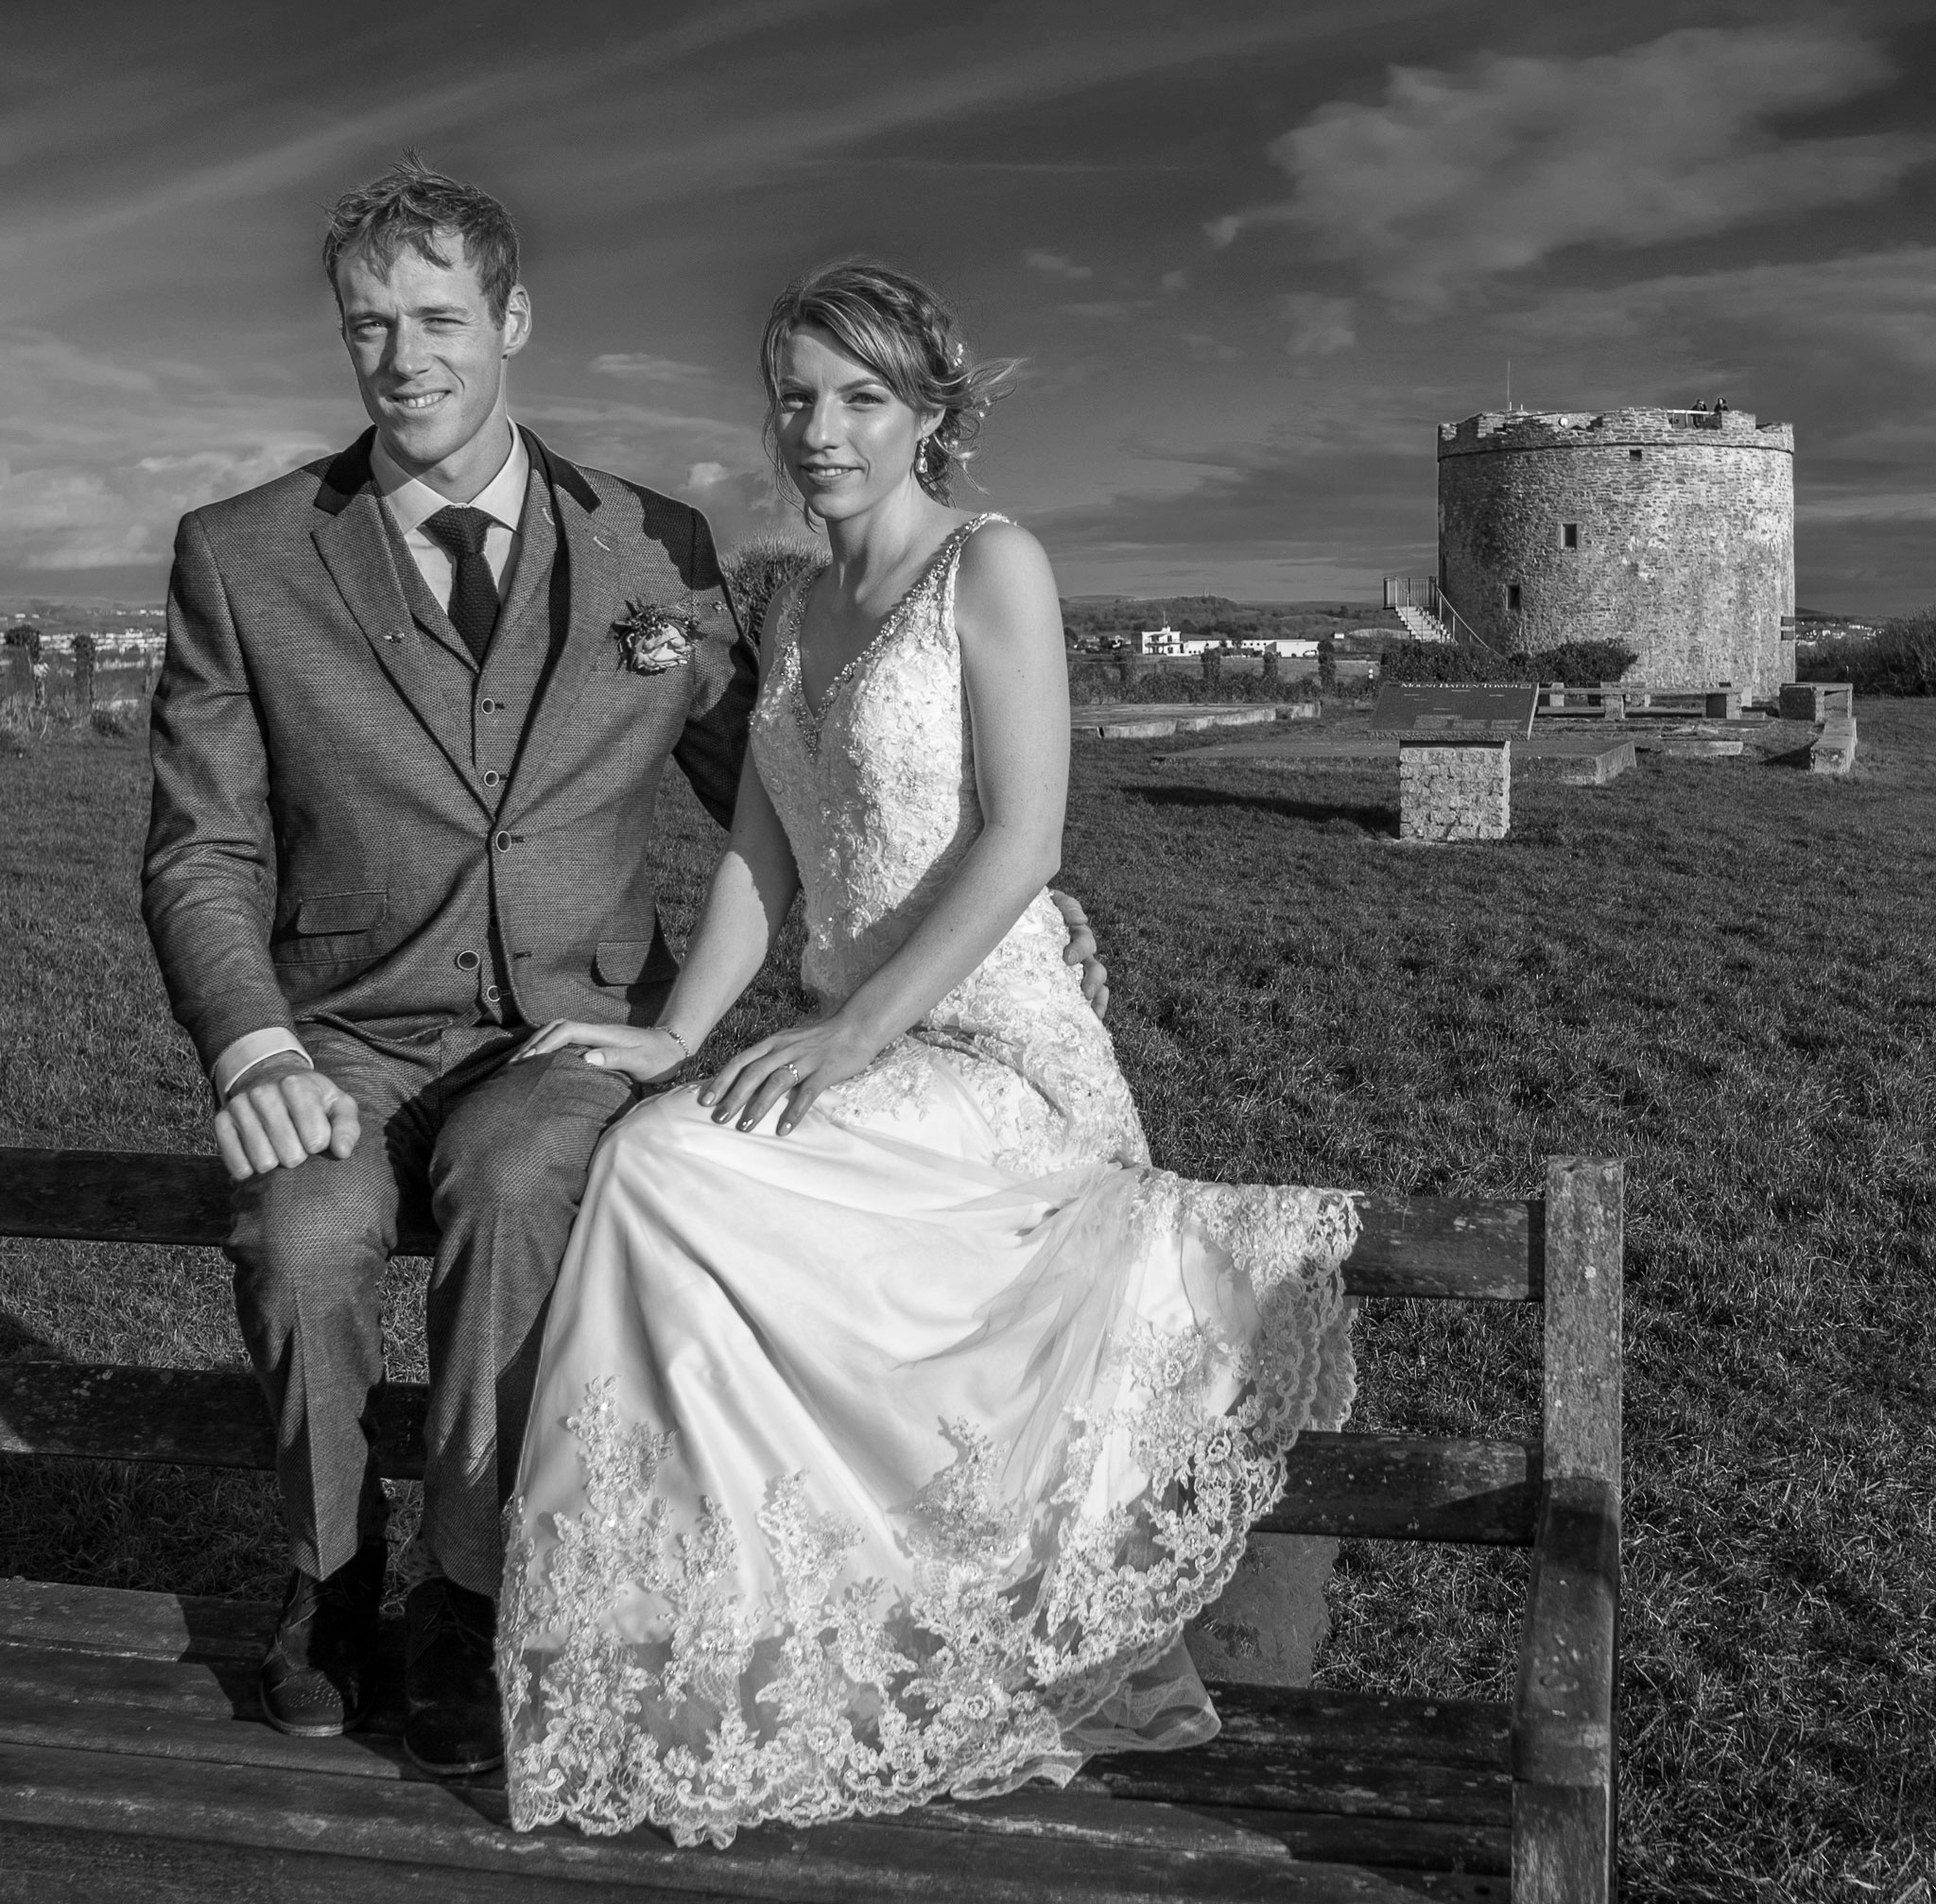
[{"xmin": 227, "ymin": 1021, "xmax": 636, "ymax": 1596}]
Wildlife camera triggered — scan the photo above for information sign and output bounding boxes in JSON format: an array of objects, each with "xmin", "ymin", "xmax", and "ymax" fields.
[{"xmin": 1369, "ymin": 683, "xmax": 1539, "ymax": 740}]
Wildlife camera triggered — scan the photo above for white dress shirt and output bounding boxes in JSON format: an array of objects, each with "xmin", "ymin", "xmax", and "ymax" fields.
[{"xmin": 212, "ymin": 423, "xmax": 530, "ymax": 1102}]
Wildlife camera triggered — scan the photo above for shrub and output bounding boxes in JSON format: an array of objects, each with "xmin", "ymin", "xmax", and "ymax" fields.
[
  {"xmin": 1800, "ymin": 612, "xmax": 1936, "ymax": 696},
  {"xmin": 720, "ymin": 534, "xmax": 824, "ymax": 643},
  {"xmin": 1375, "ymin": 636, "xmax": 1637, "ymax": 688},
  {"xmin": 90, "ymin": 701, "xmax": 138, "ymax": 739}
]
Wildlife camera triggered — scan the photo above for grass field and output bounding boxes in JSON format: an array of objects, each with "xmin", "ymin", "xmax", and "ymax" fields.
[{"xmin": 3, "ymin": 702, "xmax": 1933, "ymax": 1901}]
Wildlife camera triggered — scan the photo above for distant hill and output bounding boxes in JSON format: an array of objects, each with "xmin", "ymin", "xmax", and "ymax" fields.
[{"xmin": 1060, "ymin": 594, "xmax": 1399, "ymax": 640}]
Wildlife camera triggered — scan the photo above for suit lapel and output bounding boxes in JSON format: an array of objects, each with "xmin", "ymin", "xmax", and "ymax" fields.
[
  {"xmin": 310, "ymin": 463, "xmax": 485, "ymax": 807},
  {"xmin": 500, "ymin": 434, "xmax": 618, "ymax": 822}
]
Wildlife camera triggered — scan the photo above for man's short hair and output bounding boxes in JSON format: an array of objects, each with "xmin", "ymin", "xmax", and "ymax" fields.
[{"xmin": 323, "ymin": 153, "xmax": 520, "ymax": 320}]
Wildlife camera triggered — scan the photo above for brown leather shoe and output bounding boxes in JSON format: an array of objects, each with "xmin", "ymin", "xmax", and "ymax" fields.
[
  {"xmin": 404, "ymin": 1577, "xmax": 502, "ymax": 1774},
  {"xmin": 259, "ymin": 1539, "xmax": 386, "ymax": 1738}
]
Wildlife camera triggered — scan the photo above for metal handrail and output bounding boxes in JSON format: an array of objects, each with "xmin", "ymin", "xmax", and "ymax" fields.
[{"xmin": 1384, "ymin": 577, "xmax": 1507, "ymax": 660}]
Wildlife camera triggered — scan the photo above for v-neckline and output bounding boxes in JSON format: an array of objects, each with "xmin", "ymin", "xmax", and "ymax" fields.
[{"xmin": 788, "ymin": 515, "xmax": 996, "ymax": 734}]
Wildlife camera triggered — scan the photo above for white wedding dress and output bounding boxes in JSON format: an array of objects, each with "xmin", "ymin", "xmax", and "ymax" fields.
[{"xmin": 498, "ymin": 515, "xmax": 1357, "ymax": 1846}]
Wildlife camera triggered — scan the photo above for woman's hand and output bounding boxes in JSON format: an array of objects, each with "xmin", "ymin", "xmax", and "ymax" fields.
[
  {"xmin": 510, "ymin": 1022, "xmax": 690, "ymax": 1083},
  {"xmin": 700, "ymin": 1017, "xmax": 886, "ymax": 1136}
]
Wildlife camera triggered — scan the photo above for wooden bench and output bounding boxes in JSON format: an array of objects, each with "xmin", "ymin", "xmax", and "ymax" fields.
[
  {"xmin": 1586, "ymin": 683, "xmax": 1741, "ymax": 722},
  {"xmin": 0, "ymin": 1148, "xmax": 1623, "ymax": 1902}
]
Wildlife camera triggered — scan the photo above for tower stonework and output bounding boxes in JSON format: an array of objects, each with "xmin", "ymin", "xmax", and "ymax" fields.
[{"xmin": 1437, "ymin": 407, "xmax": 1794, "ymax": 700}]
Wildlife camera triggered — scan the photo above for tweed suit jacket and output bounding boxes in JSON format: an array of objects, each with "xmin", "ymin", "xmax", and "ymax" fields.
[{"xmin": 143, "ymin": 425, "xmax": 756, "ymax": 1074}]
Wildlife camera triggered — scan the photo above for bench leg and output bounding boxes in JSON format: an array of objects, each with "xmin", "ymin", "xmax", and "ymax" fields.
[{"xmin": 1514, "ymin": 1778, "xmax": 1616, "ymax": 1902}]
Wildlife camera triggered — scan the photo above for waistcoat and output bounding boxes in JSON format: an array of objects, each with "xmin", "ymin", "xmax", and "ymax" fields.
[{"xmin": 383, "ymin": 462, "xmax": 563, "ymax": 1027}]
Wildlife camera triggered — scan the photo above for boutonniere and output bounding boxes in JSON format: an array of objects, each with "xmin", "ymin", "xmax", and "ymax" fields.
[{"xmin": 613, "ymin": 599, "xmax": 699, "ymax": 673}]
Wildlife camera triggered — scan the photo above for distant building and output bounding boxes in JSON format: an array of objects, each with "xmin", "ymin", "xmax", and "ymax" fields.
[
  {"xmin": 1436, "ymin": 405, "xmax": 1795, "ymax": 698},
  {"xmin": 1133, "ymin": 625, "xmax": 1216, "ymax": 656},
  {"xmin": 1233, "ymin": 636, "xmax": 1319, "ymax": 658}
]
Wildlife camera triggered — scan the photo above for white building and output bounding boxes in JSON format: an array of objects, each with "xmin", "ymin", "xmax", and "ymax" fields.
[
  {"xmin": 1233, "ymin": 637, "xmax": 1319, "ymax": 658},
  {"xmin": 1133, "ymin": 625, "xmax": 1216, "ymax": 656}
]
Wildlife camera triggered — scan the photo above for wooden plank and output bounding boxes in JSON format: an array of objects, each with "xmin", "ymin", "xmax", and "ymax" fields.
[
  {"xmin": 1213, "ymin": 1806, "xmax": 1508, "ymax": 1877},
  {"xmin": 0, "ymin": 1740, "xmax": 1428, "ymax": 1903},
  {"xmin": 0, "ymin": 1148, "xmax": 440, "ymax": 1256},
  {"xmin": 0, "ymin": 1151, "xmax": 1541, "ymax": 1304},
  {"xmin": 1345, "ymin": 1191, "xmax": 1542, "ymax": 1302},
  {"xmin": 1259, "ymin": 1432, "xmax": 1539, "ymax": 1546},
  {"xmin": 0, "ymin": 1576, "xmax": 271, "ymax": 1663},
  {"xmin": 0, "ymin": 1361, "xmax": 428, "ymax": 1479},
  {"xmin": 0, "ymin": 1368, "xmax": 1534, "ymax": 1548},
  {"xmin": 1539, "ymin": 1158, "xmax": 1622, "ymax": 1489},
  {"xmin": 0, "ymin": 1619, "xmax": 1510, "ymax": 1837}
]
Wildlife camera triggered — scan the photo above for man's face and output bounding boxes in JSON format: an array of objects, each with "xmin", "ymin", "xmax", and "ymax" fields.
[{"xmin": 335, "ymin": 235, "xmax": 530, "ymax": 477}]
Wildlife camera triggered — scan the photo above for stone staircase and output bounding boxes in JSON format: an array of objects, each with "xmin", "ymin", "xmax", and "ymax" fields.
[{"xmin": 1394, "ymin": 601, "xmax": 1454, "ymax": 644}]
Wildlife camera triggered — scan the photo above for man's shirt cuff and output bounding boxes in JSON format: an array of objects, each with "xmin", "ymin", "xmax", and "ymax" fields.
[{"xmin": 214, "ymin": 1030, "xmax": 312, "ymax": 1101}]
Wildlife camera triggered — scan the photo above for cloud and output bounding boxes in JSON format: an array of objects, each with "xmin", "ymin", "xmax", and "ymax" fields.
[
  {"xmin": 0, "ymin": 444, "xmax": 323, "ymax": 570},
  {"xmin": 590, "ymin": 352, "xmax": 714, "ymax": 384},
  {"xmin": 1210, "ymin": 25, "xmax": 1933, "ymax": 311},
  {"xmin": 1060, "ymin": 301, "xmax": 1148, "ymax": 320},
  {"xmin": 1025, "ymin": 250, "xmax": 1094, "ymax": 282},
  {"xmin": 1159, "ymin": 270, "xmax": 1189, "ymax": 294},
  {"xmin": 1275, "ymin": 292, "xmax": 1354, "ymax": 355}
]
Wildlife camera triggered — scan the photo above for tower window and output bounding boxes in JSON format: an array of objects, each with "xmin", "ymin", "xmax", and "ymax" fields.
[
  {"xmin": 1507, "ymin": 584, "xmax": 1523, "ymax": 612},
  {"xmin": 1562, "ymin": 523, "xmax": 1580, "ymax": 550},
  {"xmin": 1630, "ymin": 448, "xmax": 1644, "ymax": 461}
]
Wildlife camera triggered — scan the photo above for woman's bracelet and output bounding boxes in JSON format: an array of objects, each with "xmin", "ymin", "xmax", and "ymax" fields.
[{"xmin": 656, "ymin": 1024, "xmax": 694, "ymax": 1065}]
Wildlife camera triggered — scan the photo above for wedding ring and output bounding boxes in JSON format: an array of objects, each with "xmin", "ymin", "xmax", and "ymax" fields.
[{"xmin": 784, "ymin": 1062, "xmax": 802, "ymax": 1083}]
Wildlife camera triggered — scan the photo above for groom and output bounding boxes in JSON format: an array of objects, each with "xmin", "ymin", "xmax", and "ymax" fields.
[{"xmin": 143, "ymin": 158, "xmax": 1105, "ymax": 1776}]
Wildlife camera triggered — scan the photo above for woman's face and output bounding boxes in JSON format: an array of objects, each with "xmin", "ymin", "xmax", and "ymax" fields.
[{"xmin": 773, "ymin": 324, "xmax": 936, "ymax": 524}]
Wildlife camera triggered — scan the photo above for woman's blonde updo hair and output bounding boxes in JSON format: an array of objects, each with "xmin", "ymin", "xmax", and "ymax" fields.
[{"xmin": 760, "ymin": 260, "xmax": 1018, "ymax": 507}]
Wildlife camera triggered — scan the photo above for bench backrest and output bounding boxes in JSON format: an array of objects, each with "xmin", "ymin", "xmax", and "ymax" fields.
[{"xmin": 0, "ymin": 1149, "xmax": 1622, "ymax": 1550}]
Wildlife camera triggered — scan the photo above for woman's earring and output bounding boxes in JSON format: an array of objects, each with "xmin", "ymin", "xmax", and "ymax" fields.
[{"xmin": 915, "ymin": 438, "xmax": 930, "ymax": 478}]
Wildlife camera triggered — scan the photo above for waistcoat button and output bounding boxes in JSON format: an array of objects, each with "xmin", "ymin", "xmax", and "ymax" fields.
[
  {"xmin": 482, "ymin": 770, "xmax": 501, "ymax": 787},
  {"xmin": 455, "ymin": 949, "xmax": 480, "ymax": 972},
  {"xmin": 483, "ymin": 984, "xmax": 502, "ymax": 1005},
  {"xmin": 494, "ymin": 831, "xmax": 511, "ymax": 852}
]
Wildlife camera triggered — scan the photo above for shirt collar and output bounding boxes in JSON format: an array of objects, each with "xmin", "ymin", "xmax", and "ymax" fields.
[{"xmin": 370, "ymin": 421, "xmax": 529, "ymax": 539}]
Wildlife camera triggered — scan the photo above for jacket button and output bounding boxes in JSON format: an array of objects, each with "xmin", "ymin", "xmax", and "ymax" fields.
[
  {"xmin": 483, "ymin": 984, "xmax": 502, "ymax": 1005},
  {"xmin": 481, "ymin": 698, "xmax": 498, "ymax": 712},
  {"xmin": 494, "ymin": 831, "xmax": 511, "ymax": 851},
  {"xmin": 455, "ymin": 949, "xmax": 481, "ymax": 972},
  {"xmin": 482, "ymin": 769, "xmax": 501, "ymax": 787}
]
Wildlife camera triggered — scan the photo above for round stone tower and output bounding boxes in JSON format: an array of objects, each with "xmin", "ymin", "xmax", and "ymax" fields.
[{"xmin": 1437, "ymin": 407, "xmax": 1794, "ymax": 700}]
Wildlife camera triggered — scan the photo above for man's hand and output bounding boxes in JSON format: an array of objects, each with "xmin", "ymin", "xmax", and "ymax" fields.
[
  {"xmin": 216, "ymin": 1059, "xmax": 361, "ymax": 1181},
  {"xmin": 1049, "ymin": 889, "xmax": 1109, "ymax": 1021}
]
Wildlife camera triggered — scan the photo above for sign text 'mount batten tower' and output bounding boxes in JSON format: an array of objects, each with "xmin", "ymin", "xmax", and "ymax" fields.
[{"xmin": 1436, "ymin": 406, "xmax": 1796, "ymax": 701}]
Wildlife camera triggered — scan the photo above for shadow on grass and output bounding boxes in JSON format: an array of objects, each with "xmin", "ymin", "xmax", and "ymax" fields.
[
  {"xmin": 0, "ymin": 1307, "xmax": 66, "ymax": 1360},
  {"xmin": 1127, "ymin": 781, "xmax": 1397, "ymax": 836}
]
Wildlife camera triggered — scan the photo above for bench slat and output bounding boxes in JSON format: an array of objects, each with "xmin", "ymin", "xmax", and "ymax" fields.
[
  {"xmin": 0, "ymin": 1364, "xmax": 1538, "ymax": 1546},
  {"xmin": 0, "ymin": 1737, "xmax": 1433, "ymax": 1903},
  {"xmin": 0, "ymin": 1644, "xmax": 1509, "ymax": 1838},
  {"xmin": 0, "ymin": 1150, "xmax": 1541, "ymax": 1301}
]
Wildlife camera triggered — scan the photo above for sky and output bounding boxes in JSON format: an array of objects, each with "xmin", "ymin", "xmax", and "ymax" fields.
[{"xmin": 3, "ymin": 0, "xmax": 1933, "ymax": 614}]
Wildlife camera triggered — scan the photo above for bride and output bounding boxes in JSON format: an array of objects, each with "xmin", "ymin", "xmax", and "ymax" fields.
[{"xmin": 498, "ymin": 261, "xmax": 1357, "ymax": 1846}]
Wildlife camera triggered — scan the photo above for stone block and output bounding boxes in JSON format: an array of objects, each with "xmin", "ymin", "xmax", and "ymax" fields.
[
  {"xmin": 1397, "ymin": 741, "xmax": 1511, "ymax": 841},
  {"xmin": 1810, "ymin": 716, "xmax": 1857, "ymax": 776},
  {"xmin": 1780, "ymin": 682, "xmax": 1853, "ymax": 722}
]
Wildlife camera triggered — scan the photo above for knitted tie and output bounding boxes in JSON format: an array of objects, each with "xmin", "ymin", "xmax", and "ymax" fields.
[{"xmin": 423, "ymin": 506, "xmax": 499, "ymax": 664}]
